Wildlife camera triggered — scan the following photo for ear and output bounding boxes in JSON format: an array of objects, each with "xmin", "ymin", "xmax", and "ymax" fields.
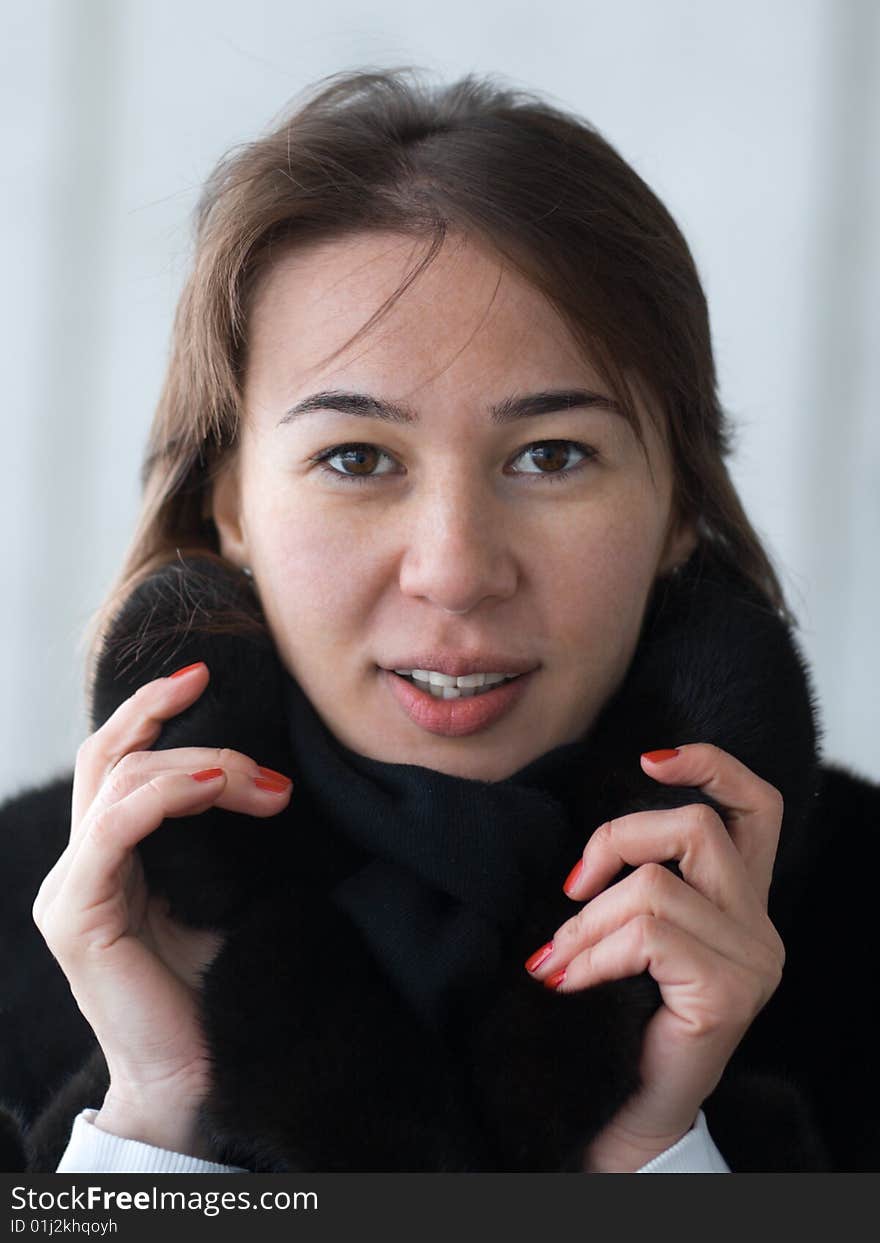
[
  {"xmin": 209, "ymin": 457, "xmax": 251, "ymax": 571},
  {"xmin": 657, "ymin": 509, "xmax": 698, "ymax": 577}
]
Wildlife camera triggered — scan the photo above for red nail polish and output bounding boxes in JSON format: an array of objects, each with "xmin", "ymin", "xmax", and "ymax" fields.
[
  {"xmin": 256, "ymin": 766, "xmax": 292, "ymax": 786},
  {"xmin": 563, "ymin": 859, "xmax": 583, "ymax": 895},
  {"xmin": 642, "ymin": 748, "xmax": 680, "ymax": 763},
  {"xmin": 170, "ymin": 662, "xmax": 206, "ymax": 679},
  {"xmin": 545, "ymin": 968, "xmax": 567, "ymax": 990},
  {"xmin": 254, "ymin": 776, "xmax": 290, "ymax": 793},
  {"xmin": 524, "ymin": 941, "xmax": 554, "ymax": 972},
  {"xmin": 191, "ymin": 767, "xmax": 224, "ymax": 782}
]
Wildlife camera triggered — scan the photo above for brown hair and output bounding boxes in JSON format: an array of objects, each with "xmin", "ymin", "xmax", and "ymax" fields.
[{"xmin": 82, "ymin": 65, "xmax": 794, "ymax": 698}]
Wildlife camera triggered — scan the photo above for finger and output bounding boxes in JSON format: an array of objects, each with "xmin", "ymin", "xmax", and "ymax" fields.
[
  {"xmin": 43, "ymin": 769, "xmax": 230, "ymax": 954},
  {"xmin": 85, "ymin": 748, "xmax": 292, "ymax": 835},
  {"xmin": 564, "ymin": 802, "xmax": 765, "ymax": 929},
  {"xmin": 72, "ymin": 662, "xmax": 213, "ymax": 832},
  {"xmin": 527, "ymin": 863, "xmax": 783, "ymax": 984},
  {"xmin": 547, "ymin": 913, "xmax": 775, "ymax": 1028},
  {"xmin": 640, "ymin": 743, "xmax": 785, "ymax": 903},
  {"xmin": 45, "ymin": 754, "xmax": 292, "ymax": 908},
  {"xmin": 547, "ymin": 917, "xmax": 777, "ymax": 1136}
]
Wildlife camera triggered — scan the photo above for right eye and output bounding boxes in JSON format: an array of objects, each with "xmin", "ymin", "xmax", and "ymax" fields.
[{"xmin": 311, "ymin": 443, "xmax": 397, "ymax": 485}]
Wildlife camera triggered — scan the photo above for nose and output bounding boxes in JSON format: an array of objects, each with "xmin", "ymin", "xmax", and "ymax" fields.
[{"xmin": 397, "ymin": 476, "xmax": 518, "ymax": 615}]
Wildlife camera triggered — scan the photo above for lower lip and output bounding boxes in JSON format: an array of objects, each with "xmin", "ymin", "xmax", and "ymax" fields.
[{"xmin": 379, "ymin": 668, "xmax": 535, "ymax": 737}]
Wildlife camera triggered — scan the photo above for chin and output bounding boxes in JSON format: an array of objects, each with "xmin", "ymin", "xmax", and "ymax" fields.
[{"xmin": 391, "ymin": 733, "xmax": 541, "ymax": 783}]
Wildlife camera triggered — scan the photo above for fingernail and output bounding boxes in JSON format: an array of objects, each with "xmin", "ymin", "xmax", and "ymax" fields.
[
  {"xmin": 254, "ymin": 775, "xmax": 291, "ymax": 793},
  {"xmin": 524, "ymin": 941, "xmax": 555, "ymax": 972},
  {"xmin": 641, "ymin": 748, "xmax": 680, "ymax": 763},
  {"xmin": 545, "ymin": 968, "xmax": 567, "ymax": 990},
  {"xmin": 256, "ymin": 766, "xmax": 292, "ymax": 786},
  {"xmin": 169, "ymin": 662, "xmax": 206, "ymax": 679},
  {"xmin": 563, "ymin": 858, "xmax": 583, "ymax": 896},
  {"xmin": 191, "ymin": 767, "xmax": 224, "ymax": 782}
]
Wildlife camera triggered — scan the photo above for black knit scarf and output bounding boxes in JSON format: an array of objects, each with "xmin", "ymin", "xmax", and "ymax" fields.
[
  {"xmin": 284, "ymin": 667, "xmax": 590, "ymax": 1051},
  {"xmin": 34, "ymin": 543, "xmax": 821, "ymax": 1172}
]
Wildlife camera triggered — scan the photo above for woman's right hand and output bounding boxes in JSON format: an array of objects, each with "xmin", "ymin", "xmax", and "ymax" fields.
[{"xmin": 31, "ymin": 660, "xmax": 293, "ymax": 1156}]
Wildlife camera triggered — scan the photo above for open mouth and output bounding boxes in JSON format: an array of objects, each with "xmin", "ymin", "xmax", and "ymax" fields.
[
  {"xmin": 391, "ymin": 670, "xmax": 522, "ymax": 700},
  {"xmin": 379, "ymin": 666, "xmax": 534, "ymax": 737}
]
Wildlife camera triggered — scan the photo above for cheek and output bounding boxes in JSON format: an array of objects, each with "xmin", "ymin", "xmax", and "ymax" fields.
[
  {"xmin": 536, "ymin": 494, "xmax": 665, "ymax": 653},
  {"xmin": 252, "ymin": 494, "xmax": 381, "ymax": 626}
]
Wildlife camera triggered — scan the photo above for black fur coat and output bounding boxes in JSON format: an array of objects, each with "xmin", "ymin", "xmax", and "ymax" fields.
[{"xmin": 1, "ymin": 552, "xmax": 879, "ymax": 1172}]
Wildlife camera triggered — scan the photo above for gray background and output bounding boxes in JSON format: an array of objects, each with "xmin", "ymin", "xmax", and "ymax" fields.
[{"xmin": 2, "ymin": 0, "xmax": 878, "ymax": 801}]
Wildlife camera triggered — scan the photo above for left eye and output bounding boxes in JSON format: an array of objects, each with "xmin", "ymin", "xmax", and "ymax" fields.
[
  {"xmin": 511, "ymin": 441, "xmax": 596, "ymax": 478},
  {"xmin": 311, "ymin": 440, "xmax": 598, "ymax": 485}
]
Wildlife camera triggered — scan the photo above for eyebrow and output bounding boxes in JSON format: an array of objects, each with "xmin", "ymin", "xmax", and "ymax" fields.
[{"xmin": 277, "ymin": 387, "xmax": 625, "ymax": 427}]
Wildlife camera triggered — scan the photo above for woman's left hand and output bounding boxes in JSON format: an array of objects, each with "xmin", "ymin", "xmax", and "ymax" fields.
[{"xmin": 523, "ymin": 742, "xmax": 787, "ymax": 1172}]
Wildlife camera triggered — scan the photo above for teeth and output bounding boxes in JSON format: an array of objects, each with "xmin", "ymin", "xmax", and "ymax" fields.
[
  {"xmin": 393, "ymin": 668, "xmax": 515, "ymax": 688},
  {"xmin": 391, "ymin": 668, "xmax": 520, "ymax": 699}
]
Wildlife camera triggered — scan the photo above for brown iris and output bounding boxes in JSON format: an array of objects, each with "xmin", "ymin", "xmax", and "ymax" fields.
[
  {"xmin": 336, "ymin": 445, "xmax": 380, "ymax": 475},
  {"xmin": 527, "ymin": 443, "xmax": 570, "ymax": 472}
]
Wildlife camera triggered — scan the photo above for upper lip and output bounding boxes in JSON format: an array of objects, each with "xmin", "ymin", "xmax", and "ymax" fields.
[{"xmin": 380, "ymin": 654, "xmax": 538, "ymax": 678}]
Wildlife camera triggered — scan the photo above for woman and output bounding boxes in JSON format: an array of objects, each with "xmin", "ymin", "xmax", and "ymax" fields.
[{"xmin": 1, "ymin": 68, "xmax": 877, "ymax": 1174}]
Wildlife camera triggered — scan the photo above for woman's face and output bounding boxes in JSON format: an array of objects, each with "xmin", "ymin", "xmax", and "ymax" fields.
[{"xmin": 212, "ymin": 230, "xmax": 696, "ymax": 781}]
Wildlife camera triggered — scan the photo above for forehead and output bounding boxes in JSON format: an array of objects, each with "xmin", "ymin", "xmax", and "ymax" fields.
[{"xmin": 244, "ymin": 230, "xmax": 596, "ymax": 386}]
